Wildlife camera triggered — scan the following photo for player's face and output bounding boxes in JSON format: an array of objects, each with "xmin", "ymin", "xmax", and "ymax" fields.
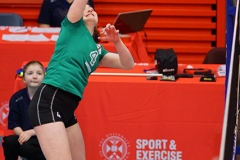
[{"xmin": 83, "ymin": 5, "xmax": 98, "ymax": 27}]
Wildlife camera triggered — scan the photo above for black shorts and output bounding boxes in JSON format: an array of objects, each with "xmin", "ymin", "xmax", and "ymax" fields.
[{"xmin": 29, "ymin": 84, "xmax": 81, "ymax": 128}]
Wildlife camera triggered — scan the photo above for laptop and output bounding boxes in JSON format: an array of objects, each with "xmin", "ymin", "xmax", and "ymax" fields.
[{"xmin": 113, "ymin": 9, "xmax": 153, "ymax": 34}]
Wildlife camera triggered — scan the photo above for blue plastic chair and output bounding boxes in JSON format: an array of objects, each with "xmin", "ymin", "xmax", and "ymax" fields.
[{"xmin": 0, "ymin": 13, "xmax": 23, "ymax": 26}]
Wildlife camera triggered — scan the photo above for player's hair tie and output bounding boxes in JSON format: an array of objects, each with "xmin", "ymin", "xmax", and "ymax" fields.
[{"xmin": 16, "ymin": 68, "xmax": 47, "ymax": 78}]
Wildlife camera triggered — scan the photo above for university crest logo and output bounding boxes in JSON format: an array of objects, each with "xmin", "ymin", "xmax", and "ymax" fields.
[
  {"xmin": 0, "ymin": 101, "xmax": 9, "ymax": 126},
  {"xmin": 99, "ymin": 133, "xmax": 130, "ymax": 160}
]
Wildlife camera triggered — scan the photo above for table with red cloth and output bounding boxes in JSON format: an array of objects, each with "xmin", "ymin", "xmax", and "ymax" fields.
[
  {"xmin": 13, "ymin": 62, "xmax": 225, "ymax": 160},
  {"xmin": 0, "ymin": 27, "xmax": 150, "ymax": 130}
]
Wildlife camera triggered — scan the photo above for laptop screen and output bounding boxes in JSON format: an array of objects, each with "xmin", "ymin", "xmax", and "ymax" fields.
[{"xmin": 113, "ymin": 9, "xmax": 153, "ymax": 34}]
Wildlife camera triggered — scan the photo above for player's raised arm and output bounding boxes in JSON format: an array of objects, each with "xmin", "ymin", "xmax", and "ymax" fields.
[
  {"xmin": 99, "ymin": 24, "xmax": 135, "ymax": 70},
  {"xmin": 67, "ymin": 0, "xmax": 88, "ymax": 23}
]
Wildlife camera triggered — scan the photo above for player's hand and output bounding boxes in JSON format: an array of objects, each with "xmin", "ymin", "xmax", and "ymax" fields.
[
  {"xmin": 18, "ymin": 131, "xmax": 31, "ymax": 145},
  {"xmin": 98, "ymin": 23, "xmax": 120, "ymax": 44}
]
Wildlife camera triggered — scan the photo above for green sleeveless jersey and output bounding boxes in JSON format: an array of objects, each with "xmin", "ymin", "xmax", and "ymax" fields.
[{"xmin": 43, "ymin": 17, "xmax": 108, "ymax": 98}]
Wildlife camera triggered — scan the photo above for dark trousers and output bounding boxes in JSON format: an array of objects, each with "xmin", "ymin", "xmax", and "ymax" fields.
[{"xmin": 2, "ymin": 135, "xmax": 46, "ymax": 160}]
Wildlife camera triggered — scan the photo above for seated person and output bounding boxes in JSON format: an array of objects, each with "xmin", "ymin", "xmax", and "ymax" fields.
[
  {"xmin": 37, "ymin": 0, "xmax": 98, "ymax": 42},
  {"xmin": 2, "ymin": 61, "xmax": 46, "ymax": 160},
  {"xmin": 37, "ymin": 0, "xmax": 94, "ymax": 27}
]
